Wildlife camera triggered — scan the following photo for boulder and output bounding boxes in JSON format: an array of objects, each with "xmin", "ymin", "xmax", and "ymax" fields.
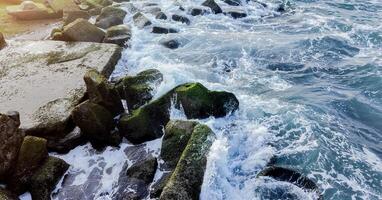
[
  {"xmin": 133, "ymin": 12, "xmax": 152, "ymax": 29},
  {"xmin": 84, "ymin": 69, "xmax": 124, "ymax": 116},
  {"xmin": 152, "ymin": 27, "xmax": 178, "ymax": 34},
  {"xmin": 172, "ymin": 14, "xmax": 190, "ymax": 25},
  {"xmin": 0, "ymin": 40, "xmax": 121, "ymax": 141},
  {"xmin": 84, "ymin": 0, "xmax": 112, "ymax": 9},
  {"xmin": 0, "ymin": 112, "xmax": 23, "ymax": 181},
  {"xmin": 71, "ymin": 100, "xmax": 121, "ymax": 149},
  {"xmin": 95, "ymin": 6, "xmax": 127, "ymax": 29},
  {"xmin": 150, "ymin": 172, "xmax": 172, "ymax": 198},
  {"xmin": 62, "ymin": 18, "xmax": 105, "ymax": 42},
  {"xmin": 160, "ymin": 124, "xmax": 214, "ymax": 200},
  {"xmin": 6, "ymin": 1, "xmax": 60, "ymax": 20},
  {"xmin": 47, "ymin": 0, "xmax": 79, "ymax": 13},
  {"xmin": 7, "ymin": 136, "xmax": 48, "ymax": 194},
  {"xmin": 88, "ymin": 7, "xmax": 102, "ymax": 15},
  {"xmin": 0, "ymin": 188, "xmax": 19, "ymax": 200},
  {"xmin": 29, "ymin": 156, "xmax": 70, "ymax": 200},
  {"xmin": 201, "ymin": 0, "xmax": 222, "ymax": 14},
  {"xmin": 224, "ymin": 8, "xmax": 247, "ymax": 19},
  {"xmin": 46, "ymin": 127, "xmax": 86, "ymax": 153},
  {"xmin": 223, "ymin": 0, "xmax": 241, "ymax": 6},
  {"xmin": 63, "ymin": 10, "xmax": 91, "ymax": 26},
  {"xmin": 103, "ymin": 25, "xmax": 132, "ymax": 47},
  {"xmin": 156, "ymin": 12, "xmax": 167, "ymax": 20},
  {"xmin": 161, "ymin": 39, "xmax": 180, "ymax": 49},
  {"xmin": 190, "ymin": 7, "xmax": 208, "ymax": 16},
  {"xmin": 118, "ymin": 82, "xmax": 238, "ymax": 144},
  {"xmin": 126, "ymin": 156, "xmax": 157, "ymax": 184},
  {"xmin": 115, "ymin": 69, "xmax": 163, "ymax": 110},
  {"xmin": 0, "ymin": 32, "xmax": 6, "ymax": 50}
]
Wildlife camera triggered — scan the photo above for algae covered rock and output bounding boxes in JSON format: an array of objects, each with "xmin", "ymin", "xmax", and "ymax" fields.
[
  {"xmin": 0, "ymin": 111, "xmax": 23, "ymax": 181},
  {"xmin": 8, "ymin": 136, "xmax": 48, "ymax": 194},
  {"xmin": 71, "ymin": 100, "xmax": 121, "ymax": 149},
  {"xmin": 0, "ymin": 188, "xmax": 19, "ymax": 200},
  {"xmin": 104, "ymin": 25, "xmax": 132, "ymax": 47},
  {"xmin": 62, "ymin": 18, "xmax": 105, "ymax": 42},
  {"xmin": 160, "ymin": 124, "xmax": 215, "ymax": 200},
  {"xmin": 95, "ymin": 6, "xmax": 127, "ymax": 29},
  {"xmin": 115, "ymin": 69, "xmax": 163, "ymax": 110},
  {"xmin": 29, "ymin": 156, "xmax": 69, "ymax": 200},
  {"xmin": 84, "ymin": 69, "xmax": 124, "ymax": 116}
]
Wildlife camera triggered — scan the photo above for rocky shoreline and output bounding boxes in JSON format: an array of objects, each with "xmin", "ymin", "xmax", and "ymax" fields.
[{"xmin": 0, "ymin": 0, "xmax": 321, "ymax": 199}]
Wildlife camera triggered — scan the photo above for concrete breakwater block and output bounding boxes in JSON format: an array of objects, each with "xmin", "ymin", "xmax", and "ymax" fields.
[{"xmin": 0, "ymin": 40, "xmax": 122, "ymax": 139}]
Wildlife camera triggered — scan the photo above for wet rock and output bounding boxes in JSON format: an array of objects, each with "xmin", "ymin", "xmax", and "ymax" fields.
[
  {"xmin": 95, "ymin": 6, "xmax": 127, "ymax": 29},
  {"xmin": 258, "ymin": 166, "xmax": 320, "ymax": 191},
  {"xmin": 63, "ymin": 10, "xmax": 91, "ymax": 26},
  {"xmin": 0, "ymin": 188, "xmax": 19, "ymax": 200},
  {"xmin": 160, "ymin": 120, "xmax": 198, "ymax": 170},
  {"xmin": 115, "ymin": 69, "xmax": 163, "ymax": 110},
  {"xmin": 62, "ymin": 18, "xmax": 105, "ymax": 42},
  {"xmin": 103, "ymin": 24, "xmax": 132, "ymax": 47},
  {"xmin": 161, "ymin": 39, "xmax": 180, "ymax": 49},
  {"xmin": 126, "ymin": 156, "xmax": 157, "ymax": 184},
  {"xmin": 156, "ymin": 12, "xmax": 167, "ymax": 20},
  {"xmin": 0, "ymin": 40, "xmax": 121, "ymax": 142},
  {"xmin": 0, "ymin": 112, "xmax": 23, "ymax": 181},
  {"xmin": 143, "ymin": 6, "xmax": 161, "ymax": 15},
  {"xmin": 267, "ymin": 63, "xmax": 305, "ymax": 72},
  {"xmin": 133, "ymin": 12, "xmax": 152, "ymax": 29},
  {"xmin": 172, "ymin": 14, "xmax": 190, "ymax": 25},
  {"xmin": 46, "ymin": 127, "xmax": 86, "ymax": 154},
  {"xmin": 223, "ymin": 0, "xmax": 241, "ymax": 6},
  {"xmin": 150, "ymin": 172, "xmax": 172, "ymax": 198},
  {"xmin": 152, "ymin": 26, "xmax": 178, "ymax": 34},
  {"xmin": 224, "ymin": 8, "xmax": 247, "ymax": 19},
  {"xmin": 7, "ymin": 136, "xmax": 48, "ymax": 194},
  {"xmin": 190, "ymin": 7, "xmax": 208, "ymax": 16},
  {"xmin": 160, "ymin": 124, "xmax": 215, "ymax": 200},
  {"xmin": 84, "ymin": 69, "xmax": 124, "ymax": 116},
  {"xmin": 6, "ymin": 1, "xmax": 60, "ymax": 20},
  {"xmin": 29, "ymin": 156, "xmax": 69, "ymax": 200},
  {"xmin": 118, "ymin": 82, "xmax": 238, "ymax": 144},
  {"xmin": 84, "ymin": 0, "xmax": 112, "ymax": 9},
  {"xmin": 71, "ymin": 100, "xmax": 121, "ymax": 150},
  {"xmin": 0, "ymin": 32, "xmax": 6, "ymax": 50},
  {"xmin": 202, "ymin": 0, "xmax": 222, "ymax": 14}
]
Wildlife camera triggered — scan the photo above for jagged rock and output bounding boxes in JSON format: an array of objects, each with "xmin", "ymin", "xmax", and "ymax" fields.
[
  {"xmin": 62, "ymin": 18, "xmax": 105, "ymax": 42},
  {"xmin": 156, "ymin": 12, "xmax": 167, "ymax": 20},
  {"xmin": 84, "ymin": 0, "xmax": 112, "ymax": 9},
  {"xmin": 118, "ymin": 82, "xmax": 238, "ymax": 144},
  {"xmin": 152, "ymin": 27, "xmax": 178, "ymax": 34},
  {"xmin": 115, "ymin": 69, "xmax": 163, "ymax": 110},
  {"xmin": 0, "ymin": 32, "xmax": 6, "ymax": 50},
  {"xmin": 172, "ymin": 14, "xmax": 190, "ymax": 25},
  {"xmin": 104, "ymin": 24, "xmax": 132, "ymax": 47},
  {"xmin": 7, "ymin": 136, "xmax": 48, "ymax": 194},
  {"xmin": 29, "ymin": 156, "xmax": 69, "ymax": 200},
  {"xmin": 63, "ymin": 10, "xmax": 91, "ymax": 26},
  {"xmin": 202, "ymin": 0, "xmax": 222, "ymax": 14},
  {"xmin": 160, "ymin": 124, "xmax": 214, "ymax": 200},
  {"xmin": 6, "ymin": 1, "xmax": 60, "ymax": 20},
  {"xmin": 161, "ymin": 39, "xmax": 180, "ymax": 49},
  {"xmin": 223, "ymin": 0, "xmax": 241, "ymax": 6},
  {"xmin": 0, "ymin": 188, "xmax": 19, "ymax": 200},
  {"xmin": 46, "ymin": 127, "xmax": 86, "ymax": 154},
  {"xmin": 190, "ymin": 7, "xmax": 208, "ymax": 16},
  {"xmin": 224, "ymin": 8, "xmax": 247, "ymax": 19},
  {"xmin": 84, "ymin": 69, "xmax": 124, "ymax": 116},
  {"xmin": 0, "ymin": 40, "xmax": 121, "ymax": 143},
  {"xmin": 0, "ymin": 112, "xmax": 23, "ymax": 181},
  {"xmin": 133, "ymin": 12, "xmax": 152, "ymax": 29},
  {"xmin": 71, "ymin": 101, "xmax": 121, "ymax": 149},
  {"xmin": 95, "ymin": 6, "xmax": 127, "ymax": 29},
  {"xmin": 257, "ymin": 166, "xmax": 320, "ymax": 191}
]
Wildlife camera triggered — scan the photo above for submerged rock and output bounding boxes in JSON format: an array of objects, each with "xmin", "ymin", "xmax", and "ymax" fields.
[
  {"xmin": 7, "ymin": 136, "xmax": 48, "ymax": 194},
  {"xmin": 152, "ymin": 27, "xmax": 178, "ymax": 34},
  {"xmin": 202, "ymin": 0, "xmax": 222, "ymax": 14},
  {"xmin": 115, "ymin": 69, "xmax": 163, "ymax": 110},
  {"xmin": 118, "ymin": 82, "xmax": 238, "ymax": 144},
  {"xmin": 160, "ymin": 124, "xmax": 215, "ymax": 200},
  {"xmin": 0, "ymin": 188, "xmax": 19, "ymax": 200},
  {"xmin": 224, "ymin": 8, "xmax": 247, "ymax": 19},
  {"xmin": 84, "ymin": 69, "xmax": 124, "ymax": 116},
  {"xmin": 161, "ymin": 39, "xmax": 180, "ymax": 49},
  {"xmin": 62, "ymin": 18, "xmax": 105, "ymax": 42},
  {"xmin": 190, "ymin": 7, "xmax": 208, "ymax": 16},
  {"xmin": 63, "ymin": 10, "xmax": 91, "ymax": 26},
  {"xmin": 0, "ymin": 112, "xmax": 23, "ymax": 181},
  {"xmin": 223, "ymin": 0, "xmax": 241, "ymax": 6},
  {"xmin": 95, "ymin": 6, "xmax": 127, "ymax": 29},
  {"xmin": 133, "ymin": 12, "xmax": 152, "ymax": 29},
  {"xmin": 267, "ymin": 63, "xmax": 305, "ymax": 71},
  {"xmin": 172, "ymin": 14, "xmax": 190, "ymax": 25},
  {"xmin": 0, "ymin": 32, "xmax": 6, "ymax": 50},
  {"xmin": 103, "ymin": 24, "xmax": 132, "ymax": 47},
  {"xmin": 29, "ymin": 156, "xmax": 69, "ymax": 200},
  {"xmin": 156, "ymin": 12, "xmax": 167, "ymax": 20}
]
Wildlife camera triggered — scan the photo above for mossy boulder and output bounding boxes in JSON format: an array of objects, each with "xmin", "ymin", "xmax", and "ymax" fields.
[
  {"xmin": 0, "ymin": 188, "xmax": 19, "ymax": 200},
  {"xmin": 160, "ymin": 124, "xmax": 215, "ymax": 200},
  {"xmin": 0, "ymin": 111, "xmax": 23, "ymax": 181},
  {"xmin": 71, "ymin": 100, "xmax": 121, "ymax": 150},
  {"xmin": 7, "ymin": 136, "xmax": 48, "ymax": 194},
  {"xmin": 104, "ymin": 25, "xmax": 132, "ymax": 47},
  {"xmin": 118, "ymin": 82, "xmax": 238, "ymax": 144},
  {"xmin": 29, "ymin": 156, "xmax": 69, "ymax": 200},
  {"xmin": 95, "ymin": 6, "xmax": 127, "ymax": 29},
  {"xmin": 115, "ymin": 69, "xmax": 163, "ymax": 110},
  {"xmin": 84, "ymin": 69, "xmax": 124, "ymax": 116}
]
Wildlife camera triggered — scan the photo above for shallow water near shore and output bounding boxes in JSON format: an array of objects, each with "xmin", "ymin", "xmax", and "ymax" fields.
[{"xmin": 51, "ymin": 0, "xmax": 382, "ymax": 199}]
